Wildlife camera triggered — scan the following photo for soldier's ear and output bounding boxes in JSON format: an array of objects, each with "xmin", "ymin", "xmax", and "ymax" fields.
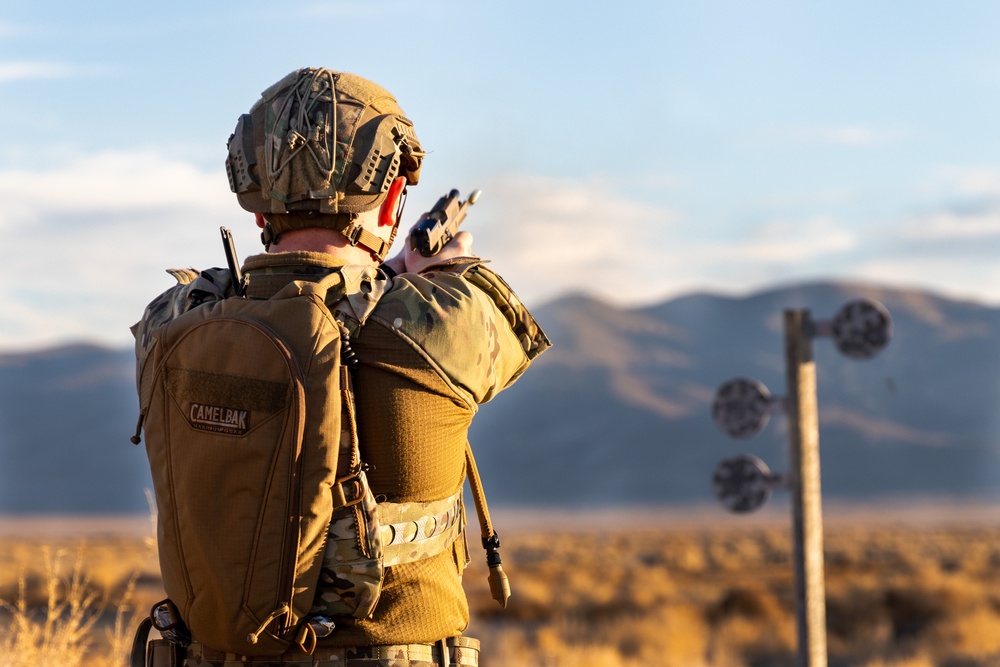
[
  {"xmin": 378, "ymin": 177, "xmax": 407, "ymax": 228},
  {"xmin": 255, "ymin": 212, "xmax": 267, "ymax": 229}
]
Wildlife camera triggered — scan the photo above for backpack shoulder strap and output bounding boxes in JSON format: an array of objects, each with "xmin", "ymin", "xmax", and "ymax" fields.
[
  {"xmin": 270, "ymin": 266, "xmax": 387, "ymax": 333},
  {"xmin": 270, "ymin": 270, "xmax": 348, "ymax": 303},
  {"xmin": 335, "ymin": 265, "xmax": 388, "ymax": 330}
]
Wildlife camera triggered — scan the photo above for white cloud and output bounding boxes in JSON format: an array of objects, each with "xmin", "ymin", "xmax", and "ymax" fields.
[
  {"xmin": 726, "ymin": 217, "xmax": 856, "ymax": 262},
  {"xmin": 882, "ymin": 164, "xmax": 1000, "ymax": 243},
  {"xmin": 851, "ymin": 256, "xmax": 1000, "ymax": 305},
  {"xmin": 0, "ymin": 61, "xmax": 81, "ymax": 83},
  {"xmin": 5, "ymin": 158, "xmax": 1000, "ymax": 350},
  {"xmin": 899, "ymin": 209, "xmax": 1000, "ymax": 240},
  {"xmin": 0, "ymin": 151, "xmax": 254, "ymax": 349},
  {"xmin": 760, "ymin": 124, "xmax": 910, "ymax": 147},
  {"xmin": 937, "ymin": 165, "xmax": 1000, "ymax": 197},
  {"xmin": 0, "ymin": 151, "xmax": 234, "ymax": 226},
  {"xmin": 467, "ymin": 174, "xmax": 862, "ymax": 307},
  {"xmin": 470, "ymin": 173, "xmax": 680, "ymax": 303}
]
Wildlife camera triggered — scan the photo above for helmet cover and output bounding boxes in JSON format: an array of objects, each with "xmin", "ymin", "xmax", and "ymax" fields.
[{"xmin": 226, "ymin": 68, "xmax": 423, "ymax": 218}]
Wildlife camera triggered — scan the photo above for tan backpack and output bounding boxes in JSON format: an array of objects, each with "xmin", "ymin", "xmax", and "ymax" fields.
[
  {"xmin": 135, "ymin": 271, "xmax": 375, "ymax": 655},
  {"xmin": 131, "ymin": 261, "xmax": 516, "ymax": 661}
]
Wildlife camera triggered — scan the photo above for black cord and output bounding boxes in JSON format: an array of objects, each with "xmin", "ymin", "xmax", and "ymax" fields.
[{"xmin": 340, "ymin": 325, "xmax": 359, "ymax": 369}]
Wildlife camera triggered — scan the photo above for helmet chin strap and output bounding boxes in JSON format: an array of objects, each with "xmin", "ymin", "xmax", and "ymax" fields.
[
  {"xmin": 258, "ymin": 178, "xmax": 408, "ymax": 261},
  {"xmin": 351, "ymin": 178, "xmax": 406, "ymax": 262},
  {"xmin": 260, "ymin": 221, "xmax": 278, "ymax": 251},
  {"xmin": 323, "ymin": 214, "xmax": 395, "ymax": 262}
]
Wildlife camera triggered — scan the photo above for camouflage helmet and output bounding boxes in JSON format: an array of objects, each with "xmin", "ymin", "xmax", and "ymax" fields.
[{"xmin": 226, "ymin": 68, "xmax": 423, "ymax": 257}]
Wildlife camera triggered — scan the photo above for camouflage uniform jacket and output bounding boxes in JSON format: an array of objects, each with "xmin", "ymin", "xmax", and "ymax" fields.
[{"xmin": 132, "ymin": 250, "xmax": 549, "ymax": 648}]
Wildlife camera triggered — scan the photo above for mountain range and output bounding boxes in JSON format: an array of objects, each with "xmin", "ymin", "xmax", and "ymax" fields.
[{"xmin": 3, "ymin": 280, "xmax": 999, "ymax": 514}]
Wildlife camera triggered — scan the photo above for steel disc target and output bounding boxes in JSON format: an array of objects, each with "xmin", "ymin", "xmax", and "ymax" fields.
[
  {"xmin": 712, "ymin": 378, "xmax": 773, "ymax": 438},
  {"xmin": 712, "ymin": 454, "xmax": 773, "ymax": 513},
  {"xmin": 830, "ymin": 299, "xmax": 892, "ymax": 360}
]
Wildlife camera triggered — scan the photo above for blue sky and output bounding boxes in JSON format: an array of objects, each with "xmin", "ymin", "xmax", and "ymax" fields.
[{"xmin": 3, "ymin": 1, "xmax": 1000, "ymax": 349}]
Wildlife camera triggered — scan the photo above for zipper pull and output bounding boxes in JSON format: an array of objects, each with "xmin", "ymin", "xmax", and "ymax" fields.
[
  {"xmin": 130, "ymin": 412, "xmax": 145, "ymax": 445},
  {"xmin": 246, "ymin": 604, "xmax": 290, "ymax": 646}
]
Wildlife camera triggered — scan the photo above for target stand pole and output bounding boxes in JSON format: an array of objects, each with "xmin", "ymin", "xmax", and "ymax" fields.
[{"xmin": 784, "ymin": 309, "xmax": 828, "ymax": 667}]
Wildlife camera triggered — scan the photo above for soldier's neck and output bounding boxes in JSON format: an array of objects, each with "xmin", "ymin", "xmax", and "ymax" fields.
[{"xmin": 268, "ymin": 227, "xmax": 379, "ymax": 266}]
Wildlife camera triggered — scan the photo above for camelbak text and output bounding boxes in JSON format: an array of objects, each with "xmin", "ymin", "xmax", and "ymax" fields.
[{"xmin": 188, "ymin": 402, "xmax": 250, "ymax": 436}]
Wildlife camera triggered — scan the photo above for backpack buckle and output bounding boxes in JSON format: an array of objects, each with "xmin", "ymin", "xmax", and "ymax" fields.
[
  {"xmin": 150, "ymin": 598, "xmax": 192, "ymax": 647},
  {"xmin": 332, "ymin": 469, "xmax": 368, "ymax": 509}
]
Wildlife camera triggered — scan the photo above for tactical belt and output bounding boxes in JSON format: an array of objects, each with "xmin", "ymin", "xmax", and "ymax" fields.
[
  {"xmin": 180, "ymin": 636, "xmax": 479, "ymax": 667},
  {"xmin": 378, "ymin": 490, "xmax": 464, "ymax": 567}
]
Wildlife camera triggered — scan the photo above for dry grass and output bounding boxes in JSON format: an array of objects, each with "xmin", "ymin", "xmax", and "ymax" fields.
[
  {"xmin": 0, "ymin": 520, "xmax": 163, "ymax": 666},
  {"xmin": 3, "ymin": 511, "xmax": 1000, "ymax": 666},
  {"xmin": 463, "ymin": 515, "xmax": 1000, "ymax": 667}
]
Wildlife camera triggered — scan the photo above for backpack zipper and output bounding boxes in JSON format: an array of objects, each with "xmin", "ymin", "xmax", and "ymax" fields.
[{"xmin": 239, "ymin": 317, "xmax": 307, "ymax": 645}]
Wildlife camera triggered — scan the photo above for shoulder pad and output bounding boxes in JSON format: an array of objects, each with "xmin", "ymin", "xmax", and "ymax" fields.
[
  {"xmin": 465, "ymin": 265, "xmax": 551, "ymax": 361},
  {"xmin": 186, "ymin": 267, "xmax": 233, "ymax": 303}
]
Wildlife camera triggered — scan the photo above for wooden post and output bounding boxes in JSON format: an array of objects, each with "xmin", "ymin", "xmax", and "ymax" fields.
[{"xmin": 784, "ymin": 309, "xmax": 827, "ymax": 667}]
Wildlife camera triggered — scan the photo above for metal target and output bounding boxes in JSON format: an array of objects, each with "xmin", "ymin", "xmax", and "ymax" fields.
[
  {"xmin": 830, "ymin": 299, "xmax": 892, "ymax": 360},
  {"xmin": 712, "ymin": 378, "xmax": 773, "ymax": 438},
  {"xmin": 712, "ymin": 454, "xmax": 774, "ymax": 513}
]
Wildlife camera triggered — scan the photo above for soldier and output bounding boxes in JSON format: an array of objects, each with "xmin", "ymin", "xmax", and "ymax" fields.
[{"xmin": 131, "ymin": 68, "xmax": 549, "ymax": 667}]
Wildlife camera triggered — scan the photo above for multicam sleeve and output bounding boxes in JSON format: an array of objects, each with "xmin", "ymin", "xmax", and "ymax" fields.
[
  {"xmin": 463, "ymin": 264, "xmax": 552, "ymax": 363},
  {"xmin": 370, "ymin": 258, "xmax": 550, "ymax": 407},
  {"xmin": 130, "ymin": 267, "xmax": 234, "ymax": 392}
]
